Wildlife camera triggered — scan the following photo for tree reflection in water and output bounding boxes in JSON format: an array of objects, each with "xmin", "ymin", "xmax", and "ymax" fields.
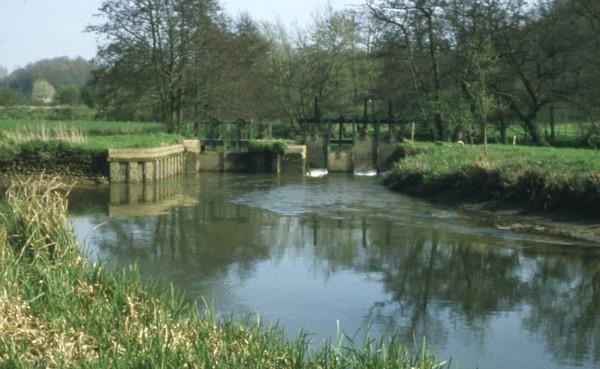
[{"xmin": 72, "ymin": 175, "xmax": 600, "ymax": 368}]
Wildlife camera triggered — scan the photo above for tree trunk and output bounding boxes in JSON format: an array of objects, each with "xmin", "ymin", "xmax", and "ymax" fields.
[
  {"xmin": 549, "ymin": 104, "xmax": 556, "ymax": 140},
  {"xmin": 524, "ymin": 118, "xmax": 549, "ymax": 146}
]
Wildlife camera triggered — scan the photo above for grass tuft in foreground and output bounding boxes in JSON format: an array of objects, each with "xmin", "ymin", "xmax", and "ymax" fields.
[
  {"xmin": 384, "ymin": 142, "xmax": 600, "ymax": 216},
  {"xmin": 0, "ymin": 177, "xmax": 447, "ymax": 369}
]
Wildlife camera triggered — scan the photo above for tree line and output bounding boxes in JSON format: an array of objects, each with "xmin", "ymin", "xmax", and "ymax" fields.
[
  {"xmin": 1, "ymin": 0, "xmax": 599, "ymax": 147},
  {"xmin": 0, "ymin": 57, "xmax": 96, "ymax": 105}
]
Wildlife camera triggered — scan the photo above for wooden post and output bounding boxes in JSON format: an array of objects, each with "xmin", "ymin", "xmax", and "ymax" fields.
[
  {"xmin": 361, "ymin": 98, "xmax": 368, "ymax": 138},
  {"xmin": 236, "ymin": 119, "xmax": 241, "ymax": 152},
  {"xmin": 324, "ymin": 119, "xmax": 332, "ymax": 169},
  {"xmin": 484, "ymin": 124, "xmax": 488, "ymax": 156},
  {"xmin": 411, "ymin": 122, "xmax": 415, "ymax": 142},
  {"xmin": 388, "ymin": 99, "xmax": 395, "ymax": 142},
  {"xmin": 314, "ymin": 97, "xmax": 320, "ymax": 138},
  {"xmin": 374, "ymin": 119, "xmax": 380, "ymax": 170}
]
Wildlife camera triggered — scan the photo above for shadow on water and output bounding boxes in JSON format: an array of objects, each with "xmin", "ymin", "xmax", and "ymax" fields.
[{"xmin": 68, "ymin": 174, "xmax": 600, "ymax": 369}]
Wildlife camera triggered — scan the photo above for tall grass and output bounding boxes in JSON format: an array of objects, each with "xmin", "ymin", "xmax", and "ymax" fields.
[
  {"xmin": 1, "ymin": 124, "xmax": 87, "ymax": 145},
  {"xmin": 0, "ymin": 177, "xmax": 448, "ymax": 369},
  {"xmin": 0, "ymin": 119, "xmax": 165, "ymax": 136}
]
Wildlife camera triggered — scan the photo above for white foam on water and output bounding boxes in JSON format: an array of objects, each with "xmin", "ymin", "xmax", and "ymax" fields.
[
  {"xmin": 306, "ymin": 168, "xmax": 328, "ymax": 178},
  {"xmin": 354, "ymin": 169, "xmax": 378, "ymax": 177}
]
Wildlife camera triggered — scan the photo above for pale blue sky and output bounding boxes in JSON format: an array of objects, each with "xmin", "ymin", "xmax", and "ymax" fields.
[{"xmin": 0, "ymin": 0, "xmax": 356, "ymax": 72}]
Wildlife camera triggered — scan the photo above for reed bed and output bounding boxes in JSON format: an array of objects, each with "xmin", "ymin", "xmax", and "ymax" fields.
[
  {"xmin": 0, "ymin": 177, "xmax": 448, "ymax": 369},
  {"xmin": 1, "ymin": 124, "xmax": 88, "ymax": 145}
]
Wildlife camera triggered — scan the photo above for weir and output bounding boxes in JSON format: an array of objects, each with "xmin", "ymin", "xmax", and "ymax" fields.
[
  {"xmin": 108, "ymin": 139, "xmax": 308, "ymax": 183},
  {"xmin": 108, "ymin": 145, "xmax": 187, "ymax": 184},
  {"xmin": 305, "ymin": 134, "xmax": 399, "ymax": 173},
  {"xmin": 300, "ymin": 97, "xmax": 403, "ymax": 173}
]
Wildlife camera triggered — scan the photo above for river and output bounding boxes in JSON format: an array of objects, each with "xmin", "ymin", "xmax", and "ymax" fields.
[{"xmin": 69, "ymin": 173, "xmax": 600, "ymax": 369}]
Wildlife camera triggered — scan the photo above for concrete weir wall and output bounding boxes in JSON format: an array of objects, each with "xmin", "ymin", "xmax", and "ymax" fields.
[
  {"xmin": 108, "ymin": 140, "xmax": 308, "ymax": 183},
  {"xmin": 108, "ymin": 144, "xmax": 189, "ymax": 184},
  {"xmin": 197, "ymin": 144, "xmax": 307, "ymax": 175},
  {"xmin": 303, "ymin": 134, "xmax": 398, "ymax": 172}
]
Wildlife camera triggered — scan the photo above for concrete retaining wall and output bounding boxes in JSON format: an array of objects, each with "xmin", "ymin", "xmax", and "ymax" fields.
[
  {"xmin": 197, "ymin": 144, "xmax": 306, "ymax": 175},
  {"xmin": 306, "ymin": 136, "xmax": 326, "ymax": 169},
  {"xmin": 328, "ymin": 150, "xmax": 353, "ymax": 172},
  {"xmin": 281, "ymin": 145, "xmax": 307, "ymax": 175},
  {"xmin": 108, "ymin": 145, "xmax": 186, "ymax": 184},
  {"xmin": 108, "ymin": 137, "xmax": 398, "ymax": 180},
  {"xmin": 352, "ymin": 136, "xmax": 375, "ymax": 170}
]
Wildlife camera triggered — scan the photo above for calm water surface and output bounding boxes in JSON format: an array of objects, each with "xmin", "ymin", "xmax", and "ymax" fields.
[{"xmin": 69, "ymin": 173, "xmax": 600, "ymax": 369}]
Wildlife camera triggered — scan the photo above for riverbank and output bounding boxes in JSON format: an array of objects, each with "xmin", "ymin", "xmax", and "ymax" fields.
[
  {"xmin": 0, "ymin": 126, "xmax": 183, "ymax": 184},
  {"xmin": 384, "ymin": 142, "xmax": 600, "ymax": 218},
  {"xmin": 0, "ymin": 177, "xmax": 445, "ymax": 369}
]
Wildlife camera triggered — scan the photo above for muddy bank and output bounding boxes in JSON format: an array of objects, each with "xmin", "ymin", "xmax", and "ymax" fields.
[{"xmin": 448, "ymin": 198, "xmax": 600, "ymax": 245}]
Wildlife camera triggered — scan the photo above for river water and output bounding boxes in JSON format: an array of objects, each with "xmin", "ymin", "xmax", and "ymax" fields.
[{"xmin": 69, "ymin": 173, "xmax": 600, "ymax": 369}]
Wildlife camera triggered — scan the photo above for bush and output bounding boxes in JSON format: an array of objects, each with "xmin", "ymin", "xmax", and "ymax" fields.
[
  {"xmin": 248, "ymin": 140, "xmax": 287, "ymax": 155},
  {"xmin": 0, "ymin": 86, "xmax": 28, "ymax": 106},
  {"xmin": 56, "ymin": 85, "xmax": 82, "ymax": 105}
]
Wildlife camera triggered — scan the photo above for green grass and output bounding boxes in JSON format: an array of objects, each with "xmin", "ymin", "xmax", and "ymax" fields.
[
  {"xmin": 82, "ymin": 133, "xmax": 183, "ymax": 150},
  {"xmin": 0, "ymin": 115, "xmax": 181, "ymax": 179},
  {"xmin": 0, "ymin": 178, "xmax": 448, "ymax": 369},
  {"xmin": 248, "ymin": 139, "xmax": 288, "ymax": 155},
  {"xmin": 385, "ymin": 142, "xmax": 600, "ymax": 215}
]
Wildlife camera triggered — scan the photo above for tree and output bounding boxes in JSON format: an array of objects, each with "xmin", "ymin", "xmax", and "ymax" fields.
[
  {"xmin": 56, "ymin": 85, "xmax": 82, "ymax": 105},
  {"xmin": 463, "ymin": 36, "xmax": 506, "ymax": 151},
  {"xmin": 6, "ymin": 57, "xmax": 94, "ymax": 97},
  {"xmin": 32, "ymin": 79, "xmax": 56, "ymax": 104},
  {"xmin": 265, "ymin": 7, "xmax": 371, "ymax": 130},
  {"xmin": 0, "ymin": 86, "xmax": 27, "ymax": 106},
  {"xmin": 0, "ymin": 65, "xmax": 7, "ymax": 82},
  {"xmin": 368, "ymin": 0, "xmax": 449, "ymax": 139},
  {"xmin": 489, "ymin": 0, "xmax": 573, "ymax": 146},
  {"xmin": 89, "ymin": 0, "xmax": 224, "ymax": 131}
]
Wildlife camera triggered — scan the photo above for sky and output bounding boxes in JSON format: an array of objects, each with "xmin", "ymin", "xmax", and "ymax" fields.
[{"xmin": 0, "ymin": 0, "xmax": 355, "ymax": 72}]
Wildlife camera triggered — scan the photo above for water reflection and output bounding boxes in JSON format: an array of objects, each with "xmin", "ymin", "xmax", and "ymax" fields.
[{"xmin": 70, "ymin": 174, "xmax": 600, "ymax": 369}]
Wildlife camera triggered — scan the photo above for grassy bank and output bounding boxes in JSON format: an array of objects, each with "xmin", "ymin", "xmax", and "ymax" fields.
[
  {"xmin": 384, "ymin": 142, "xmax": 600, "ymax": 216},
  {"xmin": 0, "ymin": 178, "xmax": 447, "ymax": 369},
  {"xmin": 0, "ymin": 121, "xmax": 182, "ymax": 180}
]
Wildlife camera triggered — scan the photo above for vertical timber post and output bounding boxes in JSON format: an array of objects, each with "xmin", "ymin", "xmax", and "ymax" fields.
[
  {"xmin": 236, "ymin": 119, "xmax": 241, "ymax": 152},
  {"xmin": 374, "ymin": 119, "xmax": 380, "ymax": 171},
  {"xmin": 388, "ymin": 99, "xmax": 396, "ymax": 142},
  {"xmin": 339, "ymin": 120, "xmax": 343, "ymax": 149},
  {"xmin": 325, "ymin": 119, "xmax": 332, "ymax": 170}
]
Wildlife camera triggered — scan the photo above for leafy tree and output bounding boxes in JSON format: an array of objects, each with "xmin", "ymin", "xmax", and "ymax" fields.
[
  {"xmin": 462, "ymin": 36, "xmax": 506, "ymax": 150},
  {"xmin": 0, "ymin": 65, "xmax": 7, "ymax": 82},
  {"xmin": 89, "ymin": 0, "xmax": 224, "ymax": 131},
  {"xmin": 31, "ymin": 79, "xmax": 56, "ymax": 104},
  {"xmin": 0, "ymin": 86, "xmax": 28, "ymax": 106},
  {"xmin": 55, "ymin": 85, "xmax": 82, "ymax": 105},
  {"xmin": 368, "ymin": 0, "xmax": 449, "ymax": 139},
  {"xmin": 7, "ymin": 57, "xmax": 94, "ymax": 97},
  {"xmin": 265, "ymin": 7, "xmax": 370, "ymax": 129}
]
